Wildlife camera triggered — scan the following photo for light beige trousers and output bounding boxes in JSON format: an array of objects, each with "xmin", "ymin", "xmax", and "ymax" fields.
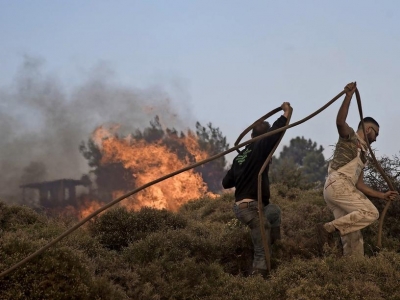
[{"xmin": 324, "ymin": 175, "xmax": 379, "ymax": 257}]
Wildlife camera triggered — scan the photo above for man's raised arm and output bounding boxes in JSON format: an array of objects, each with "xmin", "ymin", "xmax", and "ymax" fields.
[{"xmin": 336, "ymin": 82, "xmax": 357, "ymax": 138}]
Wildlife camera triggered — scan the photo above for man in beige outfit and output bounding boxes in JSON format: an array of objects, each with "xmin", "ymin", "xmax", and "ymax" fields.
[{"xmin": 318, "ymin": 82, "xmax": 398, "ymax": 257}]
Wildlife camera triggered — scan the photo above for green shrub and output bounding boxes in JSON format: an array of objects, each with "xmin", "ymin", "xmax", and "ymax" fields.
[
  {"xmin": 87, "ymin": 207, "xmax": 134, "ymax": 251},
  {"xmin": 2, "ymin": 184, "xmax": 400, "ymax": 299},
  {"xmin": 122, "ymin": 219, "xmax": 253, "ymax": 276},
  {"xmin": 132, "ymin": 206, "xmax": 188, "ymax": 233},
  {"xmin": 88, "ymin": 206, "xmax": 187, "ymax": 251},
  {"xmin": 120, "ymin": 257, "xmax": 273, "ymax": 300},
  {"xmin": 0, "ymin": 231, "xmax": 126, "ymax": 299},
  {"xmin": 180, "ymin": 194, "xmax": 235, "ymax": 223},
  {"xmin": 268, "ymin": 251, "xmax": 400, "ymax": 300},
  {"xmin": 0, "ymin": 201, "xmax": 47, "ymax": 231}
]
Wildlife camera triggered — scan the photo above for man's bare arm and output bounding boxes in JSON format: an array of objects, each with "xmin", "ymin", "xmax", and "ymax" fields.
[
  {"xmin": 356, "ymin": 170, "xmax": 399, "ymax": 200},
  {"xmin": 337, "ymin": 82, "xmax": 357, "ymax": 138}
]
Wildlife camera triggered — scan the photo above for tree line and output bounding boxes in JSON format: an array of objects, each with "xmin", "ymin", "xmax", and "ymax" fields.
[{"xmin": 79, "ymin": 117, "xmax": 332, "ymax": 202}]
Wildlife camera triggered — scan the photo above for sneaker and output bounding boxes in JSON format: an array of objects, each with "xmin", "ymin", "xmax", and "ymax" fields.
[{"xmin": 316, "ymin": 223, "xmax": 334, "ymax": 250}]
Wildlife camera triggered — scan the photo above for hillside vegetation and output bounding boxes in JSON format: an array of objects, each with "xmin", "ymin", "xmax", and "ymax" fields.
[{"xmin": 1, "ymin": 184, "xmax": 400, "ymax": 300}]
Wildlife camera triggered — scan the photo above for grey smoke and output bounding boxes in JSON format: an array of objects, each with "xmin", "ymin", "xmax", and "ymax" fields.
[{"xmin": 0, "ymin": 55, "xmax": 193, "ymax": 203}]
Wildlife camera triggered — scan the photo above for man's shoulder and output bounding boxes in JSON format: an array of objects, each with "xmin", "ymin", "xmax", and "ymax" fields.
[{"xmin": 338, "ymin": 127, "xmax": 357, "ymax": 143}]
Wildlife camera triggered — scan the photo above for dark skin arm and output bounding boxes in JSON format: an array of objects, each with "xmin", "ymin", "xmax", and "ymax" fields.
[
  {"xmin": 336, "ymin": 82, "xmax": 357, "ymax": 138},
  {"xmin": 356, "ymin": 170, "xmax": 399, "ymax": 200},
  {"xmin": 281, "ymin": 102, "xmax": 291, "ymax": 118}
]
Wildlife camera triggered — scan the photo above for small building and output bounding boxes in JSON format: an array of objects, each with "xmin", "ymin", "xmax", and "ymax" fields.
[{"xmin": 20, "ymin": 179, "xmax": 88, "ymax": 208}]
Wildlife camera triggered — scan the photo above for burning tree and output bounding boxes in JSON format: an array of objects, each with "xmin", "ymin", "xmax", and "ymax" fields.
[{"xmin": 79, "ymin": 116, "xmax": 229, "ymax": 211}]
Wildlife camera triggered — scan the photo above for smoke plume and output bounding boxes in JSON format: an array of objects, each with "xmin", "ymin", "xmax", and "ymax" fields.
[{"xmin": 0, "ymin": 55, "xmax": 193, "ymax": 203}]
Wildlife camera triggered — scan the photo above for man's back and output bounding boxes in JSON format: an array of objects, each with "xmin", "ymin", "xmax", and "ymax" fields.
[{"xmin": 222, "ymin": 115, "xmax": 288, "ymax": 206}]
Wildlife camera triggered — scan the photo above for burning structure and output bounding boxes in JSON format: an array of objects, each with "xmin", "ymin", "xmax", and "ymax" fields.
[{"xmin": 20, "ymin": 178, "xmax": 90, "ymax": 209}]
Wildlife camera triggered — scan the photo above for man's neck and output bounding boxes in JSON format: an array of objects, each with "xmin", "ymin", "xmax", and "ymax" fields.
[{"xmin": 356, "ymin": 129, "xmax": 366, "ymax": 142}]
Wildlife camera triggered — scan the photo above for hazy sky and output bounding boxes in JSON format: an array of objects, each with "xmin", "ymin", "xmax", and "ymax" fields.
[{"xmin": 1, "ymin": 1, "xmax": 400, "ymax": 197}]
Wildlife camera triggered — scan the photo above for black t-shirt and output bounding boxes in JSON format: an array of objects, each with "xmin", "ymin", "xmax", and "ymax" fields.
[{"xmin": 222, "ymin": 115, "xmax": 287, "ymax": 206}]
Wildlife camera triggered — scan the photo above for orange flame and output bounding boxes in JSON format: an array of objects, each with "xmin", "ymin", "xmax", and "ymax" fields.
[
  {"xmin": 79, "ymin": 196, "xmax": 104, "ymax": 219},
  {"xmin": 92, "ymin": 125, "xmax": 215, "ymax": 211}
]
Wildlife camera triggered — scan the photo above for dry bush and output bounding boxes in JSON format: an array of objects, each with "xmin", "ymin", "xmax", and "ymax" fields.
[
  {"xmin": 179, "ymin": 193, "xmax": 234, "ymax": 223},
  {"xmin": 268, "ymin": 250, "xmax": 400, "ymax": 300},
  {"xmin": 87, "ymin": 206, "xmax": 187, "ymax": 251},
  {"xmin": 0, "ymin": 202, "xmax": 129, "ymax": 299},
  {"xmin": 0, "ymin": 202, "xmax": 47, "ymax": 231},
  {"xmin": 2, "ymin": 183, "xmax": 400, "ymax": 299}
]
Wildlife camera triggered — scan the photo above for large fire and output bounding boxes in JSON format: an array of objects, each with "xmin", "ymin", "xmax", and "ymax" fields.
[{"xmin": 89, "ymin": 125, "xmax": 216, "ymax": 212}]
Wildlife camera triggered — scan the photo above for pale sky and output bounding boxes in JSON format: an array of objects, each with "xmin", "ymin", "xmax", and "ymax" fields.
[{"xmin": 1, "ymin": 1, "xmax": 400, "ymax": 195}]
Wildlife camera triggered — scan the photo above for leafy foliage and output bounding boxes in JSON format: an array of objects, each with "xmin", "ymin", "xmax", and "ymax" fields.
[
  {"xmin": 195, "ymin": 122, "xmax": 229, "ymax": 191},
  {"xmin": 364, "ymin": 152, "xmax": 400, "ymax": 192},
  {"xmin": 363, "ymin": 152, "xmax": 400, "ymax": 246},
  {"xmin": 0, "ymin": 203, "xmax": 127, "ymax": 299},
  {"xmin": 88, "ymin": 206, "xmax": 187, "ymax": 251},
  {"xmin": 271, "ymin": 136, "xmax": 327, "ymax": 188},
  {"xmin": 0, "ymin": 202, "xmax": 47, "ymax": 231}
]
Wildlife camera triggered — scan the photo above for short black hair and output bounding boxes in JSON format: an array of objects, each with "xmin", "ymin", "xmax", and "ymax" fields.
[
  {"xmin": 252, "ymin": 121, "xmax": 271, "ymax": 137},
  {"xmin": 357, "ymin": 117, "xmax": 379, "ymax": 130}
]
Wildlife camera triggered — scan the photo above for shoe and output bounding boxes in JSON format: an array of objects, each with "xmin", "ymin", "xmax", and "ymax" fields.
[{"xmin": 316, "ymin": 223, "xmax": 334, "ymax": 250}]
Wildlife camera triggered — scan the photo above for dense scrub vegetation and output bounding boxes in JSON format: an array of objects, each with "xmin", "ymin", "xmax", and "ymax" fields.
[{"xmin": 1, "ymin": 184, "xmax": 400, "ymax": 299}]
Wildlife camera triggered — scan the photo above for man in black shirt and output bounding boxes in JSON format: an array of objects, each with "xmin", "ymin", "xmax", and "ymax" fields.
[{"xmin": 222, "ymin": 102, "xmax": 291, "ymax": 277}]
